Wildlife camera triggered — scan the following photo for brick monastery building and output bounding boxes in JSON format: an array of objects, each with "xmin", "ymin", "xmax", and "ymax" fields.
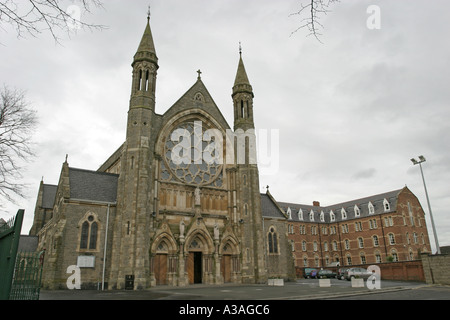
[{"xmin": 30, "ymin": 16, "xmax": 431, "ymax": 289}]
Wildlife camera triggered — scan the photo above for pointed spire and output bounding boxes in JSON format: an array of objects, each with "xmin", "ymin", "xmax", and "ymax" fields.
[
  {"xmin": 233, "ymin": 43, "xmax": 253, "ymax": 98},
  {"xmin": 133, "ymin": 12, "xmax": 158, "ymax": 67},
  {"xmin": 234, "ymin": 44, "xmax": 251, "ymax": 87}
]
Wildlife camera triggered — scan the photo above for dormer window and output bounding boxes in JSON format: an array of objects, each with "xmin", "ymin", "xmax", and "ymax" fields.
[
  {"xmin": 383, "ymin": 198, "xmax": 390, "ymax": 212},
  {"xmin": 309, "ymin": 210, "xmax": 315, "ymax": 222},
  {"xmin": 287, "ymin": 207, "xmax": 292, "ymax": 220},
  {"xmin": 330, "ymin": 210, "xmax": 335, "ymax": 222},
  {"xmin": 341, "ymin": 208, "xmax": 347, "ymax": 220},
  {"xmin": 298, "ymin": 208, "xmax": 303, "ymax": 221},
  {"xmin": 368, "ymin": 202, "xmax": 375, "ymax": 215},
  {"xmin": 354, "ymin": 205, "xmax": 361, "ymax": 217},
  {"xmin": 320, "ymin": 211, "xmax": 325, "ymax": 222}
]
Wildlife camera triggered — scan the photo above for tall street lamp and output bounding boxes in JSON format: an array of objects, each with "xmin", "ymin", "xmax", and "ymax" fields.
[{"xmin": 411, "ymin": 155, "xmax": 441, "ymax": 254}]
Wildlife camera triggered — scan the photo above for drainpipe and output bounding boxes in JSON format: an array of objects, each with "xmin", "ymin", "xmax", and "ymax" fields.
[{"xmin": 102, "ymin": 203, "xmax": 111, "ymax": 291}]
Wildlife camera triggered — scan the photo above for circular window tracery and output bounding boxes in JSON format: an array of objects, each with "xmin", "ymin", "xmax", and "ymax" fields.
[{"xmin": 161, "ymin": 121, "xmax": 223, "ymax": 187}]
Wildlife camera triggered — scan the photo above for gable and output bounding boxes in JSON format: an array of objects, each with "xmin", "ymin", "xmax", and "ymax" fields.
[{"xmin": 161, "ymin": 79, "xmax": 231, "ymax": 131}]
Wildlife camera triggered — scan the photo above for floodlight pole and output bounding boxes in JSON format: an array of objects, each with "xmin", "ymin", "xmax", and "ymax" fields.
[{"xmin": 411, "ymin": 156, "xmax": 441, "ymax": 254}]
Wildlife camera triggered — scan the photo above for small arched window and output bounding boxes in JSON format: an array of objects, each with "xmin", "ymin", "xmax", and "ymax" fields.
[{"xmin": 268, "ymin": 227, "xmax": 278, "ymax": 254}]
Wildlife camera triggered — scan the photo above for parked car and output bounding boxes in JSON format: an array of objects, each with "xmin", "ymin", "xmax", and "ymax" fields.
[
  {"xmin": 337, "ymin": 268, "xmax": 350, "ymax": 280},
  {"xmin": 344, "ymin": 267, "xmax": 372, "ymax": 281},
  {"xmin": 317, "ymin": 269, "xmax": 337, "ymax": 279},
  {"xmin": 303, "ymin": 268, "xmax": 318, "ymax": 279}
]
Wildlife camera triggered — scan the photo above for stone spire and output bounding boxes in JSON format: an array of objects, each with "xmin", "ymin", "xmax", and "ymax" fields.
[
  {"xmin": 133, "ymin": 12, "xmax": 158, "ymax": 68},
  {"xmin": 232, "ymin": 44, "xmax": 254, "ymax": 131},
  {"xmin": 130, "ymin": 14, "xmax": 159, "ymax": 109},
  {"xmin": 233, "ymin": 48, "xmax": 252, "ymax": 92}
]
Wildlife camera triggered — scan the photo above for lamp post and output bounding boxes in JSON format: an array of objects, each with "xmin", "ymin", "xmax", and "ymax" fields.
[{"xmin": 411, "ymin": 155, "xmax": 441, "ymax": 254}]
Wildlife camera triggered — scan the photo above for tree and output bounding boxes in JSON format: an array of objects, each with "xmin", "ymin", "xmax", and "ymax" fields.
[
  {"xmin": 290, "ymin": 0, "xmax": 339, "ymax": 43},
  {"xmin": 0, "ymin": 0, "xmax": 105, "ymax": 43},
  {"xmin": 0, "ymin": 86, "xmax": 37, "ymax": 206}
]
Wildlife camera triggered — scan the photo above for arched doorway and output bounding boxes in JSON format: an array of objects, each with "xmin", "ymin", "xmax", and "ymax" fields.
[
  {"xmin": 220, "ymin": 238, "xmax": 240, "ymax": 283},
  {"xmin": 187, "ymin": 237, "xmax": 204, "ymax": 284},
  {"xmin": 155, "ymin": 240, "xmax": 169, "ymax": 285},
  {"xmin": 150, "ymin": 233, "xmax": 178, "ymax": 286}
]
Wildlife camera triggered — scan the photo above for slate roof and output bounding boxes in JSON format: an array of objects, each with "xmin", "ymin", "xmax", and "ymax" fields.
[
  {"xmin": 69, "ymin": 167, "xmax": 119, "ymax": 203},
  {"xmin": 261, "ymin": 193, "xmax": 286, "ymax": 219},
  {"xmin": 42, "ymin": 184, "xmax": 57, "ymax": 209},
  {"xmin": 262, "ymin": 189, "xmax": 403, "ymax": 224}
]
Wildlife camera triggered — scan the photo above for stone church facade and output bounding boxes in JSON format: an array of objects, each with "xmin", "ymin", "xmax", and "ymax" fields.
[{"xmin": 30, "ymin": 17, "xmax": 294, "ymax": 290}]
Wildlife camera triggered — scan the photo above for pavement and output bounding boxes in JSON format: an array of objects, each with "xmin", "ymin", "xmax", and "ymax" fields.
[{"xmin": 39, "ymin": 278, "xmax": 429, "ymax": 300}]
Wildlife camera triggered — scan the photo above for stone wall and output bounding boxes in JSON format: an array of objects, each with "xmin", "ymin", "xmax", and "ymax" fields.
[{"xmin": 421, "ymin": 253, "xmax": 450, "ymax": 285}]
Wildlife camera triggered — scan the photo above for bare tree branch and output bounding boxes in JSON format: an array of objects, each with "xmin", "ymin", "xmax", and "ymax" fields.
[
  {"xmin": 0, "ymin": 0, "xmax": 106, "ymax": 44},
  {"xmin": 0, "ymin": 85, "xmax": 37, "ymax": 206},
  {"xmin": 290, "ymin": 0, "xmax": 339, "ymax": 43}
]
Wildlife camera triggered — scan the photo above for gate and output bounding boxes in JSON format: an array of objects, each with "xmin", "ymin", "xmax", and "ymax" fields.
[
  {"xmin": 0, "ymin": 210, "xmax": 45, "ymax": 300},
  {"xmin": 0, "ymin": 210, "xmax": 24, "ymax": 300},
  {"xmin": 9, "ymin": 250, "xmax": 45, "ymax": 300}
]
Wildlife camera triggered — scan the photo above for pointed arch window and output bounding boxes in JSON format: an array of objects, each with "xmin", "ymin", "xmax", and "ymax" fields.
[
  {"xmin": 268, "ymin": 227, "xmax": 279, "ymax": 254},
  {"xmin": 138, "ymin": 69, "xmax": 143, "ymax": 91},
  {"xmin": 79, "ymin": 214, "xmax": 99, "ymax": 251}
]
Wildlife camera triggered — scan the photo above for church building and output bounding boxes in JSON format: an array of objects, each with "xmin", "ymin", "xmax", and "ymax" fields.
[
  {"xmin": 30, "ymin": 15, "xmax": 294, "ymax": 290},
  {"xmin": 30, "ymin": 15, "xmax": 430, "ymax": 290}
]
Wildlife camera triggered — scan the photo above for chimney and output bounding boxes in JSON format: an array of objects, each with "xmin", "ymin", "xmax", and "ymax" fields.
[{"xmin": 313, "ymin": 201, "xmax": 320, "ymax": 207}]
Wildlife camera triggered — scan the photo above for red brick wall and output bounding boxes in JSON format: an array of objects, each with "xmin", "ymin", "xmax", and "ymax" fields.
[{"xmin": 295, "ymin": 260, "xmax": 425, "ymax": 282}]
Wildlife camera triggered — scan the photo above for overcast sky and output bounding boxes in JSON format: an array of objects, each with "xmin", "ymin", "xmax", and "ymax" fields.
[{"xmin": 1, "ymin": 0, "xmax": 449, "ymax": 252}]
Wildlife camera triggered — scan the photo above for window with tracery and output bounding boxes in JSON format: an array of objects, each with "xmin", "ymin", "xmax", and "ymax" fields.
[
  {"xmin": 80, "ymin": 215, "xmax": 98, "ymax": 250},
  {"xmin": 161, "ymin": 120, "xmax": 223, "ymax": 187}
]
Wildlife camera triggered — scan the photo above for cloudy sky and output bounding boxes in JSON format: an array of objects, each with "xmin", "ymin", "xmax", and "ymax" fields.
[{"xmin": 1, "ymin": 0, "xmax": 449, "ymax": 252}]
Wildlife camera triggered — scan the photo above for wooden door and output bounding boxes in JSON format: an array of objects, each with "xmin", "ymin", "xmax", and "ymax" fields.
[
  {"xmin": 187, "ymin": 252, "xmax": 202, "ymax": 284},
  {"xmin": 221, "ymin": 255, "xmax": 231, "ymax": 283},
  {"xmin": 155, "ymin": 254, "xmax": 167, "ymax": 285},
  {"xmin": 187, "ymin": 253, "xmax": 194, "ymax": 284}
]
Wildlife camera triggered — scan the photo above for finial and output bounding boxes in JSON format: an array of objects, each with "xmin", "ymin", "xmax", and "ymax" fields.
[
  {"xmin": 239, "ymin": 41, "xmax": 242, "ymax": 57},
  {"xmin": 65, "ymin": 154, "xmax": 68, "ymax": 163},
  {"xmin": 197, "ymin": 69, "xmax": 202, "ymax": 80},
  {"xmin": 147, "ymin": 5, "xmax": 151, "ymax": 21}
]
